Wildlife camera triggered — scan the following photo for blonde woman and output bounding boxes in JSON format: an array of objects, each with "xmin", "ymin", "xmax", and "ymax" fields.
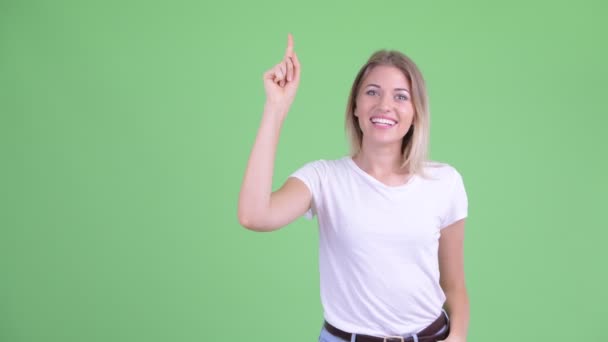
[{"xmin": 238, "ymin": 34, "xmax": 469, "ymax": 342}]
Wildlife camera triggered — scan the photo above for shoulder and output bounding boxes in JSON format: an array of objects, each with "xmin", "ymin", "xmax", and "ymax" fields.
[
  {"xmin": 297, "ymin": 156, "xmax": 351, "ymax": 173},
  {"xmin": 290, "ymin": 156, "xmax": 351, "ymax": 182},
  {"xmin": 420, "ymin": 160, "xmax": 464, "ymax": 184}
]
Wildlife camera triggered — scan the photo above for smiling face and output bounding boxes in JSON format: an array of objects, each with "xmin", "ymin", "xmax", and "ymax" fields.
[{"xmin": 353, "ymin": 65, "xmax": 415, "ymax": 148}]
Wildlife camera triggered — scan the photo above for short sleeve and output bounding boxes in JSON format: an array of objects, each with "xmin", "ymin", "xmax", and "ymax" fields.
[
  {"xmin": 440, "ymin": 167, "xmax": 468, "ymax": 229},
  {"xmin": 288, "ymin": 160, "xmax": 325, "ymax": 220}
]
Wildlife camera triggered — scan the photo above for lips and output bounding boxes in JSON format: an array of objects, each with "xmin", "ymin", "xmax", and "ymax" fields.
[{"xmin": 370, "ymin": 116, "xmax": 397, "ymax": 126}]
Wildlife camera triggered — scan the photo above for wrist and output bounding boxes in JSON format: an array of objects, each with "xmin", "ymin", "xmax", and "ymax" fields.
[
  {"xmin": 264, "ymin": 100, "xmax": 290, "ymax": 114},
  {"xmin": 263, "ymin": 102, "xmax": 288, "ymax": 123}
]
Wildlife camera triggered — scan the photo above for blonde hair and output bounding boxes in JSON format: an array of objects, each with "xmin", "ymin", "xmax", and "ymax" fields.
[{"xmin": 345, "ymin": 50, "xmax": 434, "ymax": 178}]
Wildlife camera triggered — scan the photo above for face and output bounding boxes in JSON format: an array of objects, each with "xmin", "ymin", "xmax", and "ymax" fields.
[{"xmin": 354, "ymin": 65, "xmax": 415, "ymax": 148}]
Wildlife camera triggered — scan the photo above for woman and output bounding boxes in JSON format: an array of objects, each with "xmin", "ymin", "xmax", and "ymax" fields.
[{"xmin": 238, "ymin": 33, "xmax": 469, "ymax": 342}]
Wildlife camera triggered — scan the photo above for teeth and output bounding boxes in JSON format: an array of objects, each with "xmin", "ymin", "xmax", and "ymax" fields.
[{"xmin": 371, "ymin": 118, "xmax": 396, "ymax": 126}]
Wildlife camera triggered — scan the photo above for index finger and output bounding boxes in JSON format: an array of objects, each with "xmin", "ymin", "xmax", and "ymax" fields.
[{"xmin": 285, "ymin": 33, "xmax": 294, "ymax": 58}]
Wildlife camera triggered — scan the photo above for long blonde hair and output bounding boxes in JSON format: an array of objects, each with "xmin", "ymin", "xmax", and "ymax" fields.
[{"xmin": 345, "ymin": 50, "xmax": 433, "ymax": 178}]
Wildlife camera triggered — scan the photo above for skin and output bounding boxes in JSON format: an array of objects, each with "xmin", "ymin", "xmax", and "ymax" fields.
[
  {"xmin": 352, "ymin": 65, "xmax": 469, "ymax": 342},
  {"xmin": 237, "ymin": 33, "xmax": 310, "ymax": 231},
  {"xmin": 352, "ymin": 65, "xmax": 416, "ymax": 185},
  {"xmin": 237, "ymin": 34, "xmax": 469, "ymax": 341},
  {"xmin": 438, "ymin": 218, "xmax": 469, "ymax": 342}
]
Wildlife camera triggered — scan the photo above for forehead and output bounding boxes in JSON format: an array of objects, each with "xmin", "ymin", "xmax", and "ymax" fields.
[{"xmin": 361, "ymin": 65, "xmax": 410, "ymax": 89}]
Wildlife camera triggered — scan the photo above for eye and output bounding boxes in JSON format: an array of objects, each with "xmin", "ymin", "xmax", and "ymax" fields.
[
  {"xmin": 365, "ymin": 89, "xmax": 378, "ymax": 96},
  {"xmin": 396, "ymin": 94, "xmax": 409, "ymax": 101}
]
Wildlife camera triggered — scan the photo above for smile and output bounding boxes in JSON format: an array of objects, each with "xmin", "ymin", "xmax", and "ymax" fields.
[{"xmin": 370, "ymin": 117, "xmax": 397, "ymax": 126}]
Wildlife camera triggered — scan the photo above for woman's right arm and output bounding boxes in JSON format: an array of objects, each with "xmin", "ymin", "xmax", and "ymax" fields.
[{"xmin": 237, "ymin": 34, "xmax": 311, "ymax": 232}]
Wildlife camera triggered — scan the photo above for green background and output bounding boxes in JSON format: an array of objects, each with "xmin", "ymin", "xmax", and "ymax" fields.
[{"xmin": 1, "ymin": 0, "xmax": 606, "ymax": 341}]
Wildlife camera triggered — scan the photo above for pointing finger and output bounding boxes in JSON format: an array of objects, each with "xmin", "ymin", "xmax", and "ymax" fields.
[
  {"xmin": 292, "ymin": 51, "xmax": 300, "ymax": 69},
  {"xmin": 292, "ymin": 51, "xmax": 301, "ymax": 81},
  {"xmin": 285, "ymin": 33, "xmax": 294, "ymax": 58},
  {"xmin": 286, "ymin": 57, "xmax": 294, "ymax": 82}
]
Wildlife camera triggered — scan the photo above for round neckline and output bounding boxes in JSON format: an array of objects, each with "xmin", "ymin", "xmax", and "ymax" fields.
[{"xmin": 345, "ymin": 156, "xmax": 418, "ymax": 190}]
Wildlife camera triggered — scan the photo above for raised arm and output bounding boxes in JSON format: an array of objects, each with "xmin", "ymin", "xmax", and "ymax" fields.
[{"xmin": 237, "ymin": 34, "xmax": 311, "ymax": 232}]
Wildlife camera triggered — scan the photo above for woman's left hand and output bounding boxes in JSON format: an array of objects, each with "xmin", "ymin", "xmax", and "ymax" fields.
[{"xmin": 438, "ymin": 336, "xmax": 466, "ymax": 342}]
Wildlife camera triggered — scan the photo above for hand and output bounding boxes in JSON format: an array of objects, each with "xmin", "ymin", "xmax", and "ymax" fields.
[
  {"xmin": 263, "ymin": 33, "xmax": 301, "ymax": 118},
  {"xmin": 438, "ymin": 336, "xmax": 466, "ymax": 342}
]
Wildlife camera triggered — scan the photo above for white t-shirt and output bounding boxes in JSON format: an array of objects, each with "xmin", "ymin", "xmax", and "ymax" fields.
[{"xmin": 289, "ymin": 156, "xmax": 468, "ymax": 336}]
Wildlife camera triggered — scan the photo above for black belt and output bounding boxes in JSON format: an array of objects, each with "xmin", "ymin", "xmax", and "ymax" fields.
[{"xmin": 323, "ymin": 312, "xmax": 449, "ymax": 342}]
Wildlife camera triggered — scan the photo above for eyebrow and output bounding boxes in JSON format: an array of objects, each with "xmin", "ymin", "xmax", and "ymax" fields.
[{"xmin": 366, "ymin": 83, "xmax": 410, "ymax": 94}]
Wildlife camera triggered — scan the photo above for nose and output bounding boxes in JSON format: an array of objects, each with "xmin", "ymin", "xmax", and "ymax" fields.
[{"xmin": 378, "ymin": 93, "xmax": 392, "ymax": 112}]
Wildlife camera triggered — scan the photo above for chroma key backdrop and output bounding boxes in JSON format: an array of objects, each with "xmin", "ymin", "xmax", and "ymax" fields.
[{"xmin": 1, "ymin": 1, "xmax": 606, "ymax": 341}]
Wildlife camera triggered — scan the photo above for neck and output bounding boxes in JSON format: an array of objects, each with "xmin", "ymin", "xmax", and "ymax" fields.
[{"xmin": 353, "ymin": 142, "xmax": 405, "ymax": 175}]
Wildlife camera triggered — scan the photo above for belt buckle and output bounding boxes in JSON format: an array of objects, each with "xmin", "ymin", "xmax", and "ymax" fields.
[{"xmin": 383, "ymin": 337, "xmax": 404, "ymax": 342}]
